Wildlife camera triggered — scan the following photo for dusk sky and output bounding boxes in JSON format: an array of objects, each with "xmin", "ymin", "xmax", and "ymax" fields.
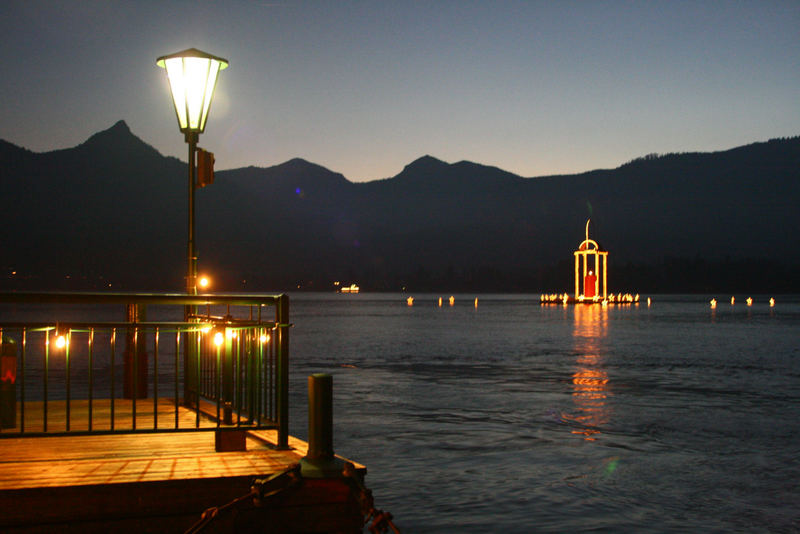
[{"xmin": 2, "ymin": 1, "xmax": 798, "ymax": 182}]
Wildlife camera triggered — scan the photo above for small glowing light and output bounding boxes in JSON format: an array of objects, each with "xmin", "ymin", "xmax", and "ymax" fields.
[
  {"xmin": 770, "ymin": 298, "xmax": 775, "ymax": 307},
  {"xmin": 198, "ymin": 276, "xmax": 210, "ymax": 289},
  {"xmin": 55, "ymin": 335, "xmax": 67, "ymax": 349},
  {"xmin": 710, "ymin": 298, "xmax": 717, "ymax": 309},
  {"xmin": 647, "ymin": 297, "xmax": 651, "ymax": 307},
  {"xmin": 449, "ymin": 296, "xmax": 455, "ymax": 306},
  {"xmin": 474, "ymin": 297, "xmax": 478, "ymax": 308},
  {"xmin": 214, "ymin": 332, "xmax": 224, "ymax": 347},
  {"xmin": 201, "ymin": 325, "xmax": 212, "ymax": 334},
  {"xmin": 730, "ymin": 296, "xmax": 735, "ymax": 305},
  {"xmin": 230, "ymin": 330, "xmax": 238, "ymax": 339},
  {"xmin": 407, "ymin": 297, "xmax": 414, "ymax": 306},
  {"xmin": 260, "ymin": 333, "xmax": 270, "ymax": 344},
  {"xmin": 438, "ymin": 297, "xmax": 442, "ymax": 307},
  {"xmin": 746, "ymin": 297, "xmax": 753, "ymax": 306}
]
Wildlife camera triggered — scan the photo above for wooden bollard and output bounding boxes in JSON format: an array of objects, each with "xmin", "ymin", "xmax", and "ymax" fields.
[{"xmin": 301, "ymin": 373, "xmax": 344, "ymax": 478}]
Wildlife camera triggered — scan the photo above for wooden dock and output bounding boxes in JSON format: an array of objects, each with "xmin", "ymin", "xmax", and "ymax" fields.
[{"xmin": 0, "ymin": 402, "xmax": 366, "ymax": 533}]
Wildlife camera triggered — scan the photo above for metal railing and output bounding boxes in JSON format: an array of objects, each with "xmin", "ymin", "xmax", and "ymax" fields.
[{"xmin": 0, "ymin": 292, "xmax": 290, "ymax": 447}]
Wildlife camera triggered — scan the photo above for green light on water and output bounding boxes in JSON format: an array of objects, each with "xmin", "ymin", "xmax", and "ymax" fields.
[{"xmin": 605, "ymin": 457, "xmax": 620, "ymax": 477}]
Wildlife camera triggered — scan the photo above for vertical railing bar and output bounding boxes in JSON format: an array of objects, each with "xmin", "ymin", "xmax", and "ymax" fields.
[
  {"xmin": 175, "ymin": 330, "xmax": 180, "ymax": 429},
  {"xmin": 242, "ymin": 330, "xmax": 247, "ymax": 424},
  {"xmin": 271, "ymin": 328, "xmax": 276, "ymax": 421},
  {"xmin": 247, "ymin": 330, "xmax": 253, "ymax": 423},
  {"xmin": 154, "ymin": 327, "xmax": 159, "ymax": 430},
  {"xmin": 266, "ymin": 329, "xmax": 272, "ymax": 422},
  {"xmin": 195, "ymin": 330, "xmax": 200, "ymax": 429},
  {"xmin": 215, "ymin": 338, "xmax": 221, "ymax": 426},
  {"xmin": 266, "ymin": 329, "xmax": 270, "ymax": 422},
  {"xmin": 44, "ymin": 329, "xmax": 49, "ymax": 433},
  {"xmin": 66, "ymin": 329, "xmax": 71, "ymax": 432},
  {"xmin": 250, "ymin": 329, "xmax": 255, "ymax": 423},
  {"xmin": 236, "ymin": 331, "xmax": 242, "ymax": 427},
  {"xmin": 21, "ymin": 329, "xmax": 26, "ymax": 433},
  {"xmin": 258, "ymin": 307, "xmax": 263, "ymax": 425},
  {"xmin": 265, "ymin": 328, "xmax": 270, "ymax": 423},
  {"xmin": 0, "ymin": 328, "xmax": 3, "ymax": 434},
  {"xmin": 111, "ymin": 328, "xmax": 116, "ymax": 431},
  {"xmin": 132, "ymin": 326, "xmax": 137, "ymax": 431},
  {"xmin": 255, "ymin": 328, "xmax": 261, "ymax": 425},
  {"xmin": 203, "ymin": 335, "xmax": 208, "ymax": 398},
  {"xmin": 252, "ymin": 329, "xmax": 258, "ymax": 423},
  {"xmin": 88, "ymin": 328, "xmax": 94, "ymax": 432}
]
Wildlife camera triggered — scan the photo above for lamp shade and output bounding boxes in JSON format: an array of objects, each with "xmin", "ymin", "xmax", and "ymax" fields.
[{"xmin": 156, "ymin": 48, "xmax": 229, "ymax": 134}]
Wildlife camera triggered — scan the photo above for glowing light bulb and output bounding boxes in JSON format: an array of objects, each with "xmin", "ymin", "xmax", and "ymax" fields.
[
  {"xmin": 214, "ymin": 332, "xmax": 224, "ymax": 347},
  {"xmin": 55, "ymin": 335, "xmax": 67, "ymax": 349},
  {"xmin": 198, "ymin": 276, "xmax": 210, "ymax": 290}
]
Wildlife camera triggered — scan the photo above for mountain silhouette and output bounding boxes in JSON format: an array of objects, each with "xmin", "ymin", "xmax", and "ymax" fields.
[{"xmin": 1, "ymin": 122, "xmax": 798, "ymax": 292}]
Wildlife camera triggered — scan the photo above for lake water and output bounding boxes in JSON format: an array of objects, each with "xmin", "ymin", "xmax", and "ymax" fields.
[{"xmin": 287, "ymin": 293, "xmax": 800, "ymax": 533}]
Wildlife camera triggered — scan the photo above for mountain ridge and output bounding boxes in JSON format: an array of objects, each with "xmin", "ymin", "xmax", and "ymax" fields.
[{"xmin": 1, "ymin": 122, "xmax": 798, "ymax": 292}]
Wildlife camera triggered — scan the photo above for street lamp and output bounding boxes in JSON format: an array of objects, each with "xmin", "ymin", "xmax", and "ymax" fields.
[{"xmin": 156, "ymin": 48, "xmax": 228, "ymax": 295}]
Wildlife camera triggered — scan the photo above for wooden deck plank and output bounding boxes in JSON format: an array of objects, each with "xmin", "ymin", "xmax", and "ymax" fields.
[
  {"xmin": 0, "ymin": 399, "xmax": 366, "ymax": 532},
  {"xmin": 0, "ymin": 431, "xmax": 301, "ymax": 490}
]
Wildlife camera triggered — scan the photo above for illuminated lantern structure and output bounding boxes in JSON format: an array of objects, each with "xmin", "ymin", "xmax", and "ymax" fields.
[{"xmin": 574, "ymin": 219, "xmax": 608, "ymax": 302}]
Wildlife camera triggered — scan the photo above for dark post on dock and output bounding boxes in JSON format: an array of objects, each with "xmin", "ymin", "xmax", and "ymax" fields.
[{"xmin": 301, "ymin": 373, "xmax": 345, "ymax": 478}]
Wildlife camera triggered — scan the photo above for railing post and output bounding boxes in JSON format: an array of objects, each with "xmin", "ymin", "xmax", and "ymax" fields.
[
  {"xmin": 222, "ymin": 327, "xmax": 234, "ymax": 424},
  {"xmin": 1, "ymin": 338, "xmax": 17, "ymax": 429},
  {"xmin": 184, "ymin": 310, "xmax": 198, "ymax": 407},
  {"xmin": 276, "ymin": 294, "xmax": 289, "ymax": 449},
  {"xmin": 124, "ymin": 304, "xmax": 147, "ymax": 399}
]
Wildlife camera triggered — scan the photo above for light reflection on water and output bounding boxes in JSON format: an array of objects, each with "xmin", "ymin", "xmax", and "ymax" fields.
[{"xmin": 570, "ymin": 304, "xmax": 610, "ymax": 440}]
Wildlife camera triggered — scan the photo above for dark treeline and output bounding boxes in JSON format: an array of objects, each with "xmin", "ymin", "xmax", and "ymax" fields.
[{"xmin": 5, "ymin": 257, "xmax": 796, "ymax": 295}]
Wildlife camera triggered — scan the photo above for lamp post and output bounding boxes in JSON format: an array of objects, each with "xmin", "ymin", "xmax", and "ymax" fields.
[
  {"xmin": 156, "ymin": 48, "xmax": 228, "ymax": 296},
  {"xmin": 157, "ymin": 48, "xmax": 228, "ymax": 407}
]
